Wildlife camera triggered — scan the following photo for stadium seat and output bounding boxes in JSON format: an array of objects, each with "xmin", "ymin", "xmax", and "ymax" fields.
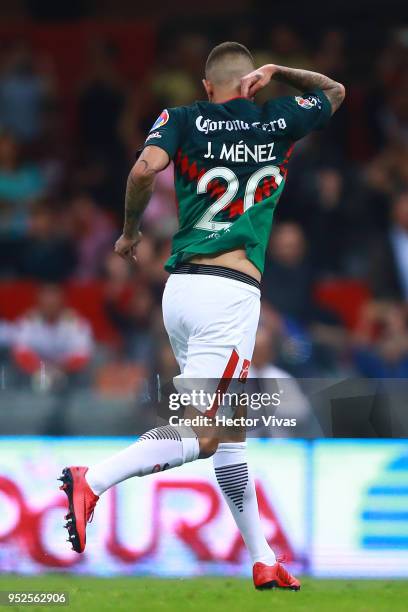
[{"xmin": 313, "ymin": 279, "xmax": 371, "ymax": 330}]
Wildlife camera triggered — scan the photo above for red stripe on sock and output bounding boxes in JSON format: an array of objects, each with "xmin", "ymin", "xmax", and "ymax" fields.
[{"xmin": 206, "ymin": 349, "xmax": 239, "ymax": 418}]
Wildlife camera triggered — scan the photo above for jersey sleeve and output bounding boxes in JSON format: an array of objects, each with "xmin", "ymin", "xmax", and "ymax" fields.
[
  {"xmin": 142, "ymin": 107, "xmax": 185, "ymax": 160},
  {"xmin": 271, "ymin": 90, "xmax": 332, "ymax": 141}
]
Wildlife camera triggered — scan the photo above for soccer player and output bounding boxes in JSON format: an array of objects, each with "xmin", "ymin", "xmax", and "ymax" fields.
[{"xmin": 59, "ymin": 42, "xmax": 344, "ymax": 590}]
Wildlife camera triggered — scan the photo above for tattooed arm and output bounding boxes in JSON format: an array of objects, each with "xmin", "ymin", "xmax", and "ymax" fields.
[
  {"xmin": 241, "ymin": 64, "xmax": 345, "ymax": 114},
  {"xmin": 273, "ymin": 66, "xmax": 345, "ymax": 114},
  {"xmin": 115, "ymin": 146, "xmax": 169, "ymax": 262}
]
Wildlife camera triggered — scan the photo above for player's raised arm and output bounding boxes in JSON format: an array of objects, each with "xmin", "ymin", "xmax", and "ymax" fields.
[
  {"xmin": 114, "ymin": 145, "xmax": 169, "ymax": 263},
  {"xmin": 240, "ymin": 64, "xmax": 345, "ymax": 114}
]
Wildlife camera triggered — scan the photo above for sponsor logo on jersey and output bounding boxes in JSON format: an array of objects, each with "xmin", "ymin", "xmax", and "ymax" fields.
[
  {"xmin": 196, "ymin": 115, "xmax": 286, "ymax": 134},
  {"xmin": 295, "ymin": 95, "xmax": 321, "ymax": 109},
  {"xmin": 150, "ymin": 109, "xmax": 169, "ymax": 131},
  {"xmin": 145, "ymin": 131, "xmax": 162, "ymax": 142}
]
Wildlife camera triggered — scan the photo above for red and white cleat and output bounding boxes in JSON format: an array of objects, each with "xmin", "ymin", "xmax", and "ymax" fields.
[
  {"xmin": 253, "ymin": 561, "xmax": 301, "ymax": 591},
  {"xmin": 58, "ymin": 466, "xmax": 99, "ymax": 553}
]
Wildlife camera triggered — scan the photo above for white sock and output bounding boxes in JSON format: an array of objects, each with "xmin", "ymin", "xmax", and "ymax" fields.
[
  {"xmin": 213, "ymin": 442, "xmax": 276, "ymax": 566},
  {"xmin": 86, "ymin": 425, "xmax": 200, "ymax": 496}
]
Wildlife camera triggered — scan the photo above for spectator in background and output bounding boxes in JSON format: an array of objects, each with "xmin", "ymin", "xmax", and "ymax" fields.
[
  {"xmin": 18, "ymin": 200, "xmax": 76, "ymax": 281},
  {"xmin": 0, "ymin": 130, "xmax": 47, "ymax": 276},
  {"xmin": 258, "ymin": 25, "xmax": 311, "ymax": 71},
  {"xmin": 290, "ymin": 161, "xmax": 366, "ymax": 277},
  {"xmin": 78, "ymin": 40, "xmax": 126, "ymax": 155},
  {"xmin": 262, "ymin": 222, "xmax": 313, "ymax": 324},
  {"xmin": 314, "ymin": 30, "xmax": 346, "ymax": 78},
  {"xmin": 366, "ymin": 143, "xmax": 408, "ymax": 199},
  {"xmin": 370, "ymin": 191, "xmax": 408, "ymax": 300},
  {"xmin": 248, "ymin": 326, "xmax": 318, "ymax": 436},
  {"xmin": 353, "ymin": 301, "xmax": 408, "ymax": 377},
  {"xmin": 152, "ymin": 34, "xmax": 206, "ymax": 106},
  {"xmin": 365, "ymin": 41, "xmax": 408, "ymax": 198},
  {"xmin": 68, "ymin": 193, "xmax": 116, "ymax": 280},
  {"xmin": 103, "ymin": 251, "xmax": 132, "ymax": 294},
  {"xmin": 300, "ymin": 165, "xmax": 348, "ymax": 274},
  {"xmin": 75, "ymin": 40, "xmax": 128, "ymax": 207},
  {"xmin": 142, "ymin": 236, "xmax": 172, "ymax": 304},
  {"xmin": 142, "ymin": 164, "xmax": 178, "ymax": 237},
  {"xmin": 377, "ymin": 75, "xmax": 408, "ymax": 148},
  {"xmin": 12, "ymin": 283, "xmax": 93, "ymax": 389},
  {"xmin": 250, "ymin": 326, "xmax": 284, "ymax": 379},
  {"xmin": 262, "ymin": 233, "xmax": 345, "ymax": 375},
  {"xmin": 0, "ymin": 42, "xmax": 54, "ymax": 143},
  {"xmin": 102, "ymin": 251, "xmax": 158, "ymax": 362},
  {"xmin": 104, "ymin": 282, "xmax": 156, "ymax": 366},
  {"xmin": 0, "ymin": 131, "xmax": 46, "ymax": 234},
  {"xmin": 253, "ymin": 26, "xmax": 311, "ymax": 104}
]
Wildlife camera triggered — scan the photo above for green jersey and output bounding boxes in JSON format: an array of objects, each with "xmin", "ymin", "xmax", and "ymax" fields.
[{"xmin": 143, "ymin": 91, "xmax": 332, "ymax": 274}]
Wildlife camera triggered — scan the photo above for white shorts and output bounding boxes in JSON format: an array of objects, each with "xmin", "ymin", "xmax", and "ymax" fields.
[{"xmin": 162, "ymin": 267, "xmax": 261, "ymax": 416}]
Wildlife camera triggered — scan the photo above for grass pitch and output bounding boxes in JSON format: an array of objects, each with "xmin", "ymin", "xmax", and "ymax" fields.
[{"xmin": 0, "ymin": 575, "xmax": 407, "ymax": 612}]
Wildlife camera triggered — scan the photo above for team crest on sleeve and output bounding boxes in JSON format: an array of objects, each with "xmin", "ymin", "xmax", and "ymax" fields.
[
  {"xmin": 295, "ymin": 95, "xmax": 321, "ymax": 110},
  {"xmin": 150, "ymin": 109, "xmax": 169, "ymax": 131}
]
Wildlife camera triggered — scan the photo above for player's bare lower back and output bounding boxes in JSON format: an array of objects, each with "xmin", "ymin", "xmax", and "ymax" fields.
[{"xmin": 189, "ymin": 249, "xmax": 261, "ymax": 282}]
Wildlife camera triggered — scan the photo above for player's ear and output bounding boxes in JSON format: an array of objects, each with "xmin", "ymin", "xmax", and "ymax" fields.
[{"xmin": 202, "ymin": 78, "xmax": 213, "ymax": 101}]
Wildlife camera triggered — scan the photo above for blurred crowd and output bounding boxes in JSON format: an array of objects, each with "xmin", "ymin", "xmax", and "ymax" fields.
[{"xmin": 1, "ymin": 23, "xmax": 408, "ymax": 422}]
